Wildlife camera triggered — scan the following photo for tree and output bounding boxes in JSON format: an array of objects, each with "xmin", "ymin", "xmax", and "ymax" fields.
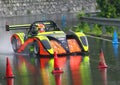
[{"xmin": 96, "ymin": 0, "xmax": 120, "ymax": 18}]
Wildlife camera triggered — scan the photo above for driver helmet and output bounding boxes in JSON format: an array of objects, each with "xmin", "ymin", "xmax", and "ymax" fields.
[{"xmin": 36, "ymin": 24, "xmax": 45, "ymax": 32}]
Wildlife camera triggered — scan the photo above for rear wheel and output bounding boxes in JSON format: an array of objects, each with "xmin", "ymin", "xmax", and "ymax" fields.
[{"xmin": 11, "ymin": 37, "xmax": 21, "ymax": 52}]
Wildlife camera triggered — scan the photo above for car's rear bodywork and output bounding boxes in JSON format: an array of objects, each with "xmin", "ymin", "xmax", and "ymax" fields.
[{"xmin": 6, "ymin": 20, "xmax": 89, "ymax": 56}]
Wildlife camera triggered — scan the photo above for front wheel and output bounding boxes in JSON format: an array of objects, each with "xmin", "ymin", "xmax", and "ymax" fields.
[
  {"xmin": 11, "ymin": 37, "xmax": 21, "ymax": 52},
  {"xmin": 33, "ymin": 41, "xmax": 40, "ymax": 56}
]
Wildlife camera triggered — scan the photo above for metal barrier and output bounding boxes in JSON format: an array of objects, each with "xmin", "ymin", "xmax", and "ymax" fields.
[
  {"xmin": 80, "ymin": 17, "xmax": 120, "ymax": 26},
  {"xmin": 79, "ymin": 17, "xmax": 120, "ymax": 34}
]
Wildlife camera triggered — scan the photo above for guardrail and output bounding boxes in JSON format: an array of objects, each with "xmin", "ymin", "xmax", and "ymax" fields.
[
  {"xmin": 79, "ymin": 17, "xmax": 120, "ymax": 34},
  {"xmin": 79, "ymin": 17, "xmax": 120, "ymax": 27}
]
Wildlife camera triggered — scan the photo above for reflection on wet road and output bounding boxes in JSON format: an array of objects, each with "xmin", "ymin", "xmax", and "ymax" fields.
[{"xmin": 0, "ymin": 53, "xmax": 91, "ymax": 85}]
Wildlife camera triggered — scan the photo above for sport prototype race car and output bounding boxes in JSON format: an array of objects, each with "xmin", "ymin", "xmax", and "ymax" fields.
[{"xmin": 6, "ymin": 20, "xmax": 89, "ymax": 56}]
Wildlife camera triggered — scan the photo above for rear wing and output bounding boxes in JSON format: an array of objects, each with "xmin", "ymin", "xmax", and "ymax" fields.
[
  {"xmin": 5, "ymin": 24, "xmax": 31, "ymax": 31},
  {"xmin": 5, "ymin": 20, "xmax": 58, "ymax": 31}
]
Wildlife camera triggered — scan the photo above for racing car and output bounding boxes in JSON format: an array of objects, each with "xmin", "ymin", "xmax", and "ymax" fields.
[{"xmin": 6, "ymin": 20, "xmax": 89, "ymax": 56}]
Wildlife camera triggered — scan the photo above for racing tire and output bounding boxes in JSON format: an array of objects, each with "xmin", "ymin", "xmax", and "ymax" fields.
[
  {"xmin": 11, "ymin": 37, "xmax": 21, "ymax": 52},
  {"xmin": 33, "ymin": 41, "xmax": 40, "ymax": 56}
]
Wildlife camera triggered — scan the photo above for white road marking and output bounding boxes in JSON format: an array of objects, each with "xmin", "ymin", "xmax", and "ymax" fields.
[{"xmin": 87, "ymin": 35, "xmax": 112, "ymax": 42}]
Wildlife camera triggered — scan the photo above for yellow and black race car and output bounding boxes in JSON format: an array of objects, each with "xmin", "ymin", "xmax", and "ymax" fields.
[{"xmin": 6, "ymin": 20, "xmax": 89, "ymax": 56}]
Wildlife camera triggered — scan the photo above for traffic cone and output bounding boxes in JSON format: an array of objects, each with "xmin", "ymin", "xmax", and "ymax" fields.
[
  {"xmin": 112, "ymin": 30, "xmax": 119, "ymax": 44},
  {"xmin": 52, "ymin": 52, "xmax": 63, "ymax": 74},
  {"xmin": 5, "ymin": 57, "xmax": 15, "ymax": 78},
  {"xmin": 98, "ymin": 49, "xmax": 108, "ymax": 68}
]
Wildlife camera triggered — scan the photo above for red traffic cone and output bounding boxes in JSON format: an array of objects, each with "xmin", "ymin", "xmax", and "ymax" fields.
[
  {"xmin": 5, "ymin": 57, "xmax": 15, "ymax": 78},
  {"xmin": 98, "ymin": 49, "xmax": 108, "ymax": 68},
  {"xmin": 52, "ymin": 52, "xmax": 63, "ymax": 74}
]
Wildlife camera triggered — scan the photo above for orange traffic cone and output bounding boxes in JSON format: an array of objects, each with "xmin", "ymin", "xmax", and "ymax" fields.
[
  {"xmin": 52, "ymin": 52, "xmax": 63, "ymax": 74},
  {"xmin": 98, "ymin": 49, "xmax": 108, "ymax": 68},
  {"xmin": 5, "ymin": 57, "xmax": 15, "ymax": 78}
]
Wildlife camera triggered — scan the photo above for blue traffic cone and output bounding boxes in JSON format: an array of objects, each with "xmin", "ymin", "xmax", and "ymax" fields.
[{"xmin": 112, "ymin": 30, "xmax": 119, "ymax": 44}]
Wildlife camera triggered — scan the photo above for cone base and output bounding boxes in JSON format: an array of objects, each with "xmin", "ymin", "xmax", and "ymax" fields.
[
  {"xmin": 5, "ymin": 75, "xmax": 15, "ymax": 78},
  {"xmin": 112, "ymin": 41, "xmax": 119, "ymax": 44},
  {"xmin": 52, "ymin": 70, "xmax": 63, "ymax": 74},
  {"xmin": 98, "ymin": 65, "xmax": 108, "ymax": 69}
]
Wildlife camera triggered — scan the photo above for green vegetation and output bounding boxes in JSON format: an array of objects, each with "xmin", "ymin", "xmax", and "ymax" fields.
[
  {"xmin": 91, "ymin": 24, "xmax": 102, "ymax": 35},
  {"xmin": 74, "ymin": 0, "xmax": 120, "ymax": 37},
  {"xmin": 96, "ymin": 0, "xmax": 120, "ymax": 36},
  {"xmin": 74, "ymin": 11, "xmax": 102, "ymax": 36},
  {"xmin": 74, "ymin": 11, "xmax": 90, "ymax": 33},
  {"xmin": 77, "ymin": 11, "xmax": 85, "ymax": 18},
  {"xmin": 96, "ymin": 0, "xmax": 120, "ymax": 18}
]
